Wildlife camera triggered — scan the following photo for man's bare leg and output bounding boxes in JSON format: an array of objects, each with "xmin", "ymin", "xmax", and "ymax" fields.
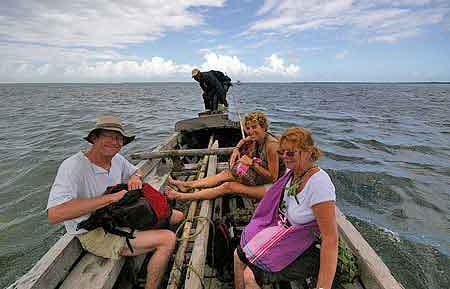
[
  {"xmin": 120, "ymin": 229, "xmax": 176, "ymax": 289},
  {"xmin": 169, "ymin": 170, "xmax": 233, "ymax": 192}
]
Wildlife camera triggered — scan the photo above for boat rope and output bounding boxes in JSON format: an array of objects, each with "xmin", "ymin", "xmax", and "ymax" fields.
[
  {"xmin": 175, "ymin": 215, "xmax": 215, "ymax": 241},
  {"xmin": 171, "ymin": 260, "xmax": 207, "ymax": 289},
  {"xmin": 171, "ymin": 216, "xmax": 216, "ymax": 289}
]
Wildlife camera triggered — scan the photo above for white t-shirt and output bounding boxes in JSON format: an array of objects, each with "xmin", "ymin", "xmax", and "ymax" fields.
[
  {"xmin": 47, "ymin": 151, "xmax": 137, "ymax": 234},
  {"xmin": 281, "ymin": 169, "xmax": 336, "ymax": 226}
]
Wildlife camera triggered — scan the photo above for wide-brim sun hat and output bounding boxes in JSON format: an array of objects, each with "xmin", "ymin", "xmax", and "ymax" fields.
[
  {"xmin": 192, "ymin": 68, "xmax": 200, "ymax": 78},
  {"xmin": 84, "ymin": 115, "xmax": 135, "ymax": 146}
]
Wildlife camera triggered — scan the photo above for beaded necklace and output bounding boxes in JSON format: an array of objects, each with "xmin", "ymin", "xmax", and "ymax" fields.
[{"xmin": 286, "ymin": 165, "xmax": 318, "ymax": 204}]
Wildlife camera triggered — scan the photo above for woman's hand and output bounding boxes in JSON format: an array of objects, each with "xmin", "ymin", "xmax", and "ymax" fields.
[
  {"xmin": 236, "ymin": 136, "xmax": 253, "ymax": 149},
  {"xmin": 229, "ymin": 148, "xmax": 241, "ymax": 167},
  {"xmin": 239, "ymin": 155, "xmax": 254, "ymax": 166}
]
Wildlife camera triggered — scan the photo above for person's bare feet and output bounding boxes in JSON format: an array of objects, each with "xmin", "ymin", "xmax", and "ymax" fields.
[
  {"xmin": 168, "ymin": 177, "xmax": 191, "ymax": 192},
  {"xmin": 164, "ymin": 186, "xmax": 182, "ymax": 200}
]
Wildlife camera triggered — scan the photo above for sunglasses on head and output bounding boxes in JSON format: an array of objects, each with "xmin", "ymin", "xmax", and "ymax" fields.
[{"xmin": 277, "ymin": 149, "xmax": 300, "ymax": 158}]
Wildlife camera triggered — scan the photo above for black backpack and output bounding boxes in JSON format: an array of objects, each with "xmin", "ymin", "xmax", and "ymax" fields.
[
  {"xmin": 77, "ymin": 184, "xmax": 166, "ymax": 252},
  {"xmin": 211, "ymin": 70, "xmax": 232, "ymax": 85}
]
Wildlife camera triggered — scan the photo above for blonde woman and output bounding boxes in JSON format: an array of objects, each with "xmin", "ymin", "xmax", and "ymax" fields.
[{"xmin": 165, "ymin": 112, "xmax": 285, "ymax": 201}]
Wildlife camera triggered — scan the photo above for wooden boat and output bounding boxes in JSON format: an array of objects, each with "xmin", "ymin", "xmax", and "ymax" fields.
[{"xmin": 8, "ymin": 112, "xmax": 404, "ymax": 289}]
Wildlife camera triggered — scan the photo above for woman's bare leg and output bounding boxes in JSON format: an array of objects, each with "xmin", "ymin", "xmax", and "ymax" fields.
[
  {"xmin": 169, "ymin": 170, "xmax": 234, "ymax": 192},
  {"xmin": 234, "ymin": 249, "xmax": 246, "ymax": 289},
  {"xmin": 243, "ymin": 267, "xmax": 261, "ymax": 289},
  {"xmin": 165, "ymin": 181, "xmax": 267, "ymax": 201}
]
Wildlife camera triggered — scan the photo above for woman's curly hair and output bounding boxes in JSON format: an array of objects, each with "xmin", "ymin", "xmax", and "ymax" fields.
[{"xmin": 243, "ymin": 111, "xmax": 269, "ymax": 131}]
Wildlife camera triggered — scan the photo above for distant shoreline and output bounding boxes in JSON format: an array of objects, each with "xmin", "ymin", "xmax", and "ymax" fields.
[{"xmin": 1, "ymin": 81, "xmax": 450, "ymax": 85}]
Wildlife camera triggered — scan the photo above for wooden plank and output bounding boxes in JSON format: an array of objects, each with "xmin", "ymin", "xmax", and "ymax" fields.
[
  {"xmin": 174, "ymin": 114, "xmax": 240, "ymax": 132},
  {"xmin": 184, "ymin": 141, "xmax": 219, "ymax": 289},
  {"xmin": 229, "ymin": 197, "xmax": 237, "ymax": 212},
  {"xmin": 166, "ymin": 137, "xmax": 215, "ymax": 289},
  {"xmin": 242, "ymin": 198, "xmax": 255, "ymax": 210},
  {"xmin": 216, "ymin": 162, "xmax": 229, "ymax": 172},
  {"xmin": 59, "ymin": 254, "xmax": 126, "ymax": 289},
  {"xmin": 7, "ymin": 234, "xmax": 83, "ymax": 289},
  {"xmin": 130, "ymin": 147, "xmax": 234, "ymax": 160},
  {"xmin": 336, "ymin": 207, "xmax": 404, "ymax": 289},
  {"xmin": 134, "ymin": 132, "xmax": 179, "ymax": 175}
]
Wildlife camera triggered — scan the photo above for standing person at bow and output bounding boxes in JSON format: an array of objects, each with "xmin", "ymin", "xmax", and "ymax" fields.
[
  {"xmin": 165, "ymin": 111, "xmax": 285, "ymax": 201},
  {"xmin": 234, "ymin": 127, "xmax": 338, "ymax": 289},
  {"xmin": 191, "ymin": 68, "xmax": 232, "ymax": 111}
]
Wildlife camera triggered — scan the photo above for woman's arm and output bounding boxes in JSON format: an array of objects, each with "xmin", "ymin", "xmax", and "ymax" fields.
[
  {"xmin": 312, "ymin": 201, "xmax": 338, "ymax": 289},
  {"xmin": 252, "ymin": 141, "xmax": 279, "ymax": 182}
]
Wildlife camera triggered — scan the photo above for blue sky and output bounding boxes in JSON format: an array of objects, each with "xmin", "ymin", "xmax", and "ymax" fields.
[{"xmin": 0, "ymin": 0, "xmax": 449, "ymax": 82}]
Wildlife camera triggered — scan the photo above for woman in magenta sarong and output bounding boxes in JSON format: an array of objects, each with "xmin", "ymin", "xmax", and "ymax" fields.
[{"xmin": 234, "ymin": 127, "xmax": 338, "ymax": 289}]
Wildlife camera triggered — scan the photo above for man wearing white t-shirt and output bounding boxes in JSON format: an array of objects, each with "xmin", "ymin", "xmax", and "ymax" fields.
[{"xmin": 47, "ymin": 115, "xmax": 181, "ymax": 289}]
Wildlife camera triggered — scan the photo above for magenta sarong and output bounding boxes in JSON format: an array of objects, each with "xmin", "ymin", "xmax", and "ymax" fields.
[{"xmin": 240, "ymin": 170, "xmax": 319, "ymax": 272}]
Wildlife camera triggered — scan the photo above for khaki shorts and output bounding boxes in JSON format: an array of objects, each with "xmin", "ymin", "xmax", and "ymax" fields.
[{"xmin": 77, "ymin": 228, "xmax": 127, "ymax": 259}]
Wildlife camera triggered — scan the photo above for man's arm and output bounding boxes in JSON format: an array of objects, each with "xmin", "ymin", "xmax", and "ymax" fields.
[{"xmin": 47, "ymin": 190, "xmax": 127, "ymax": 224}]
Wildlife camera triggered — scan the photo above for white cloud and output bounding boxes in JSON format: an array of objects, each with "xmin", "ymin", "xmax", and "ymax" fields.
[
  {"xmin": 0, "ymin": 0, "xmax": 224, "ymax": 48},
  {"xmin": 0, "ymin": 51, "xmax": 301, "ymax": 82},
  {"xmin": 247, "ymin": 0, "xmax": 449, "ymax": 43},
  {"xmin": 200, "ymin": 52, "xmax": 301, "ymax": 80},
  {"xmin": 336, "ymin": 50, "xmax": 349, "ymax": 59}
]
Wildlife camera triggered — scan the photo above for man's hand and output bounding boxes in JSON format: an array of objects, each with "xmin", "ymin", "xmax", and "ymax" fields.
[
  {"xmin": 239, "ymin": 155, "xmax": 253, "ymax": 166},
  {"xmin": 128, "ymin": 175, "xmax": 143, "ymax": 190},
  {"xmin": 110, "ymin": 190, "xmax": 127, "ymax": 203}
]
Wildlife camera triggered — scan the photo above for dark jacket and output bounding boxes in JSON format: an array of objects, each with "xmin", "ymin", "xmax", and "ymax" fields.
[{"xmin": 198, "ymin": 71, "xmax": 228, "ymax": 110}]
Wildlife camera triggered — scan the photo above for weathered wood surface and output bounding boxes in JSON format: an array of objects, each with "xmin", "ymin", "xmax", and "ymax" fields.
[
  {"xmin": 184, "ymin": 141, "xmax": 218, "ymax": 289},
  {"xmin": 130, "ymin": 147, "xmax": 234, "ymax": 160},
  {"xmin": 166, "ymin": 136, "xmax": 215, "ymax": 289},
  {"xmin": 336, "ymin": 207, "xmax": 404, "ymax": 289},
  {"xmin": 7, "ymin": 234, "xmax": 83, "ymax": 289},
  {"xmin": 135, "ymin": 132, "xmax": 179, "ymax": 174},
  {"xmin": 59, "ymin": 254, "xmax": 125, "ymax": 289},
  {"xmin": 175, "ymin": 113, "xmax": 240, "ymax": 132}
]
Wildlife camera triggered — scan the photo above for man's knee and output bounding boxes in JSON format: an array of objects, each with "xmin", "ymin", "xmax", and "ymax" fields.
[
  {"xmin": 160, "ymin": 230, "xmax": 176, "ymax": 251},
  {"xmin": 170, "ymin": 209, "xmax": 184, "ymax": 225}
]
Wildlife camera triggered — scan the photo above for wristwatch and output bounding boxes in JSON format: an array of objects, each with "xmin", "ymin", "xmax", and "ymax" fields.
[{"xmin": 133, "ymin": 172, "xmax": 144, "ymax": 180}]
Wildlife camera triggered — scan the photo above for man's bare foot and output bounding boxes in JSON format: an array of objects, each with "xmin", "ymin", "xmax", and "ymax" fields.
[
  {"xmin": 168, "ymin": 176, "xmax": 191, "ymax": 192},
  {"xmin": 164, "ymin": 187, "xmax": 182, "ymax": 200}
]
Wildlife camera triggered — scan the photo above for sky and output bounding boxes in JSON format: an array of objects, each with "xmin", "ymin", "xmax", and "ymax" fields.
[{"xmin": 0, "ymin": 0, "xmax": 449, "ymax": 82}]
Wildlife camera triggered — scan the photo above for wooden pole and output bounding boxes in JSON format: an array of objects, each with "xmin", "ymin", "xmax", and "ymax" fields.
[{"xmin": 130, "ymin": 147, "xmax": 234, "ymax": 160}]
